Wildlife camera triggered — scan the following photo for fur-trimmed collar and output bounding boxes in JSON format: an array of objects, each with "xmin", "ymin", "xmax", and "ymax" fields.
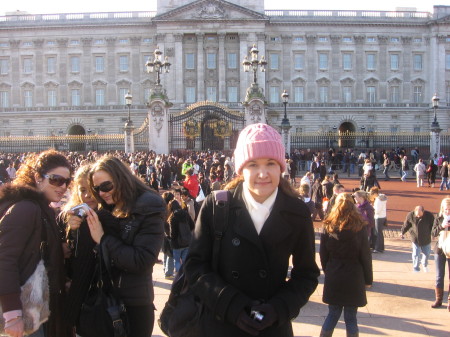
[{"xmin": 0, "ymin": 184, "xmax": 44, "ymax": 207}]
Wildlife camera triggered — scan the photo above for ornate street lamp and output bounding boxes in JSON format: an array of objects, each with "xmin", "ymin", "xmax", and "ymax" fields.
[
  {"xmin": 125, "ymin": 91, "xmax": 133, "ymax": 125},
  {"xmin": 431, "ymin": 93, "xmax": 440, "ymax": 128},
  {"xmin": 242, "ymin": 44, "xmax": 267, "ymax": 85},
  {"xmin": 145, "ymin": 46, "xmax": 171, "ymax": 86},
  {"xmin": 280, "ymin": 90, "xmax": 291, "ymax": 154},
  {"xmin": 124, "ymin": 91, "xmax": 134, "ymax": 153}
]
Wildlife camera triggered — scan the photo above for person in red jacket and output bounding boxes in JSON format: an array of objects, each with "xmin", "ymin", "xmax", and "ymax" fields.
[{"xmin": 180, "ymin": 168, "xmax": 199, "ymax": 199}]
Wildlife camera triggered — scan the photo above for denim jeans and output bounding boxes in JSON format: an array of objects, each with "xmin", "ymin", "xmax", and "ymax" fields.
[
  {"xmin": 383, "ymin": 166, "xmax": 390, "ymax": 179},
  {"xmin": 374, "ymin": 218, "xmax": 386, "ymax": 252},
  {"xmin": 440, "ymin": 177, "xmax": 449, "ymax": 190},
  {"xmin": 401, "ymin": 170, "xmax": 408, "ymax": 181},
  {"xmin": 322, "ymin": 305, "xmax": 358, "ymax": 334},
  {"xmin": 412, "ymin": 242, "xmax": 431, "ymax": 271},
  {"xmin": 173, "ymin": 247, "xmax": 189, "ymax": 273},
  {"xmin": 163, "ymin": 253, "xmax": 174, "ymax": 277},
  {"xmin": 435, "ymin": 252, "xmax": 450, "ymax": 289},
  {"xmin": 29, "ymin": 325, "xmax": 45, "ymax": 337}
]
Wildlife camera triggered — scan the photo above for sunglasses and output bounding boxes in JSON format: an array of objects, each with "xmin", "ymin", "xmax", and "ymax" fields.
[
  {"xmin": 44, "ymin": 174, "xmax": 72, "ymax": 187},
  {"xmin": 93, "ymin": 181, "xmax": 114, "ymax": 193}
]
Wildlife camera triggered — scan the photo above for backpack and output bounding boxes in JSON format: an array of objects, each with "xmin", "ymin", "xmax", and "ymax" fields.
[
  {"xmin": 158, "ymin": 190, "xmax": 230, "ymax": 337},
  {"xmin": 177, "ymin": 215, "xmax": 192, "ymax": 248}
]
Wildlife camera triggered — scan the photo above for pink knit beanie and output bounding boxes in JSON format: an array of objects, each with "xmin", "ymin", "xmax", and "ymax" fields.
[{"xmin": 234, "ymin": 123, "xmax": 286, "ymax": 174}]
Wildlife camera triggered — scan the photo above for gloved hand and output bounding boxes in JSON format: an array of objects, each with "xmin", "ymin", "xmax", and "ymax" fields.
[
  {"xmin": 236, "ymin": 310, "xmax": 260, "ymax": 336},
  {"xmin": 250, "ymin": 303, "xmax": 278, "ymax": 330}
]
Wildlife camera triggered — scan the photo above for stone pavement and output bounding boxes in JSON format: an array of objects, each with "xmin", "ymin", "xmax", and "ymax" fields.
[{"xmin": 151, "ymin": 237, "xmax": 450, "ymax": 337}]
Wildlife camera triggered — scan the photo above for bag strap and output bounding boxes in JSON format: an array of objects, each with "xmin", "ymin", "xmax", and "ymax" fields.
[
  {"xmin": 98, "ymin": 243, "xmax": 127, "ymax": 337},
  {"xmin": 211, "ymin": 190, "xmax": 230, "ymax": 272}
]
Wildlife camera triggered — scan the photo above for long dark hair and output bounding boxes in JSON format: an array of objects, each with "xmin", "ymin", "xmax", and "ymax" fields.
[
  {"xmin": 89, "ymin": 155, "xmax": 157, "ymax": 218},
  {"xmin": 14, "ymin": 149, "xmax": 72, "ymax": 188}
]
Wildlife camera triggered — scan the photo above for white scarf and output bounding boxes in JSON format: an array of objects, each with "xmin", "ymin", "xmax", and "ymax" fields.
[{"xmin": 242, "ymin": 182, "xmax": 278, "ymax": 235}]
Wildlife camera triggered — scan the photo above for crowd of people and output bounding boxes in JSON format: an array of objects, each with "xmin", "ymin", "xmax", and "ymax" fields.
[{"xmin": 0, "ymin": 135, "xmax": 449, "ymax": 337}]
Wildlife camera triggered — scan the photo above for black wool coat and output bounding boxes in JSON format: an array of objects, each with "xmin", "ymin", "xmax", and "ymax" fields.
[
  {"xmin": 185, "ymin": 183, "xmax": 320, "ymax": 337},
  {"xmin": 320, "ymin": 228, "xmax": 373, "ymax": 307}
]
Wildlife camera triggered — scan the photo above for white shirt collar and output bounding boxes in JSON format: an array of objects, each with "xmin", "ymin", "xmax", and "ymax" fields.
[{"xmin": 242, "ymin": 182, "xmax": 278, "ymax": 235}]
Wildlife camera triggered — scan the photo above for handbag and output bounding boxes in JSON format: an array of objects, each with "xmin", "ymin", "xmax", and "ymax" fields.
[
  {"xmin": 196, "ymin": 186, "xmax": 205, "ymax": 203},
  {"xmin": 0, "ymin": 214, "xmax": 50, "ymax": 336},
  {"xmin": 77, "ymin": 243, "xmax": 128, "ymax": 337},
  {"xmin": 438, "ymin": 225, "xmax": 450, "ymax": 258},
  {"xmin": 158, "ymin": 190, "xmax": 230, "ymax": 337}
]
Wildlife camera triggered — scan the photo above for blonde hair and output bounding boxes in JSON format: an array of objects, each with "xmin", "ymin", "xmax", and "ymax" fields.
[
  {"xmin": 439, "ymin": 197, "xmax": 450, "ymax": 217},
  {"xmin": 324, "ymin": 193, "xmax": 366, "ymax": 233}
]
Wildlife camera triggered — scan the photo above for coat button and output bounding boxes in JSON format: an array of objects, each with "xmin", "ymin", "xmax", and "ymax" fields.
[
  {"xmin": 258, "ymin": 269, "xmax": 267, "ymax": 279},
  {"xmin": 232, "ymin": 238, "xmax": 240, "ymax": 246},
  {"xmin": 231, "ymin": 271, "xmax": 240, "ymax": 279}
]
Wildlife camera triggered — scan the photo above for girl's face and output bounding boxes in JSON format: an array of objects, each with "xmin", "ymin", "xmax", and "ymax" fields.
[
  {"xmin": 443, "ymin": 205, "xmax": 450, "ymax": 217},
  {"xmin": 354, "ymin": 194, "xmax": 364, "ymax": 205},
  {"xmin": 36, "ymin": 166, "xmax": 71, "ymax": 203},
  {"xmin": 77, "ymin": 178, "xmax": 98, "ymax": 210},
  {"xmin": 92, "ymin": 170, "xmax": 116, "ymax": 205},
  {"xmin": 242, "ymin": 158, "xmax": 280, "ymax": 203}
]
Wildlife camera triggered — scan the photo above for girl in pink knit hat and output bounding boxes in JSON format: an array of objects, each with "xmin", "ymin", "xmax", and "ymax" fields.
[{"xmin": 183, "ymin": 123, "xmax": 320, "ymax": 337}]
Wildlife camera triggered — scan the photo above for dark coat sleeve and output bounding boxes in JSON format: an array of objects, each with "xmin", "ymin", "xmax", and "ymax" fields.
[
  {"xmin": 358, "ymin": 229, "xmax": 373, "ymax": 285},
  {"xmin": 401, "ymin": 212, "xmax": 413, "ymax": 236},
  {"xmin": 0, "ymin": 201, "xmax": 40, "ymax": 312},
  {"xmin": 101, "ymin": 212, "xmax": 164, "ymax": 274}
]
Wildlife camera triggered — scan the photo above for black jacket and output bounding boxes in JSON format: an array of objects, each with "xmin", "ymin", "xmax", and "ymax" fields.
[
  {"xmin": 401, "ymin": 210, "xmax": 435, "ymax": 246},
  {"xmin": 169, "ymin": 209, "xmax": 195, "ymax": 249},
  {"xmin": 0, "ymin": 185, "xmax": 69, "ymax": 337},
  {"xmin": 100, "ymin": 190, "xmax": 165, "ymax": 306},
  {"xmin": 185, "ymin": 183, "xmax": 319, "ymax": 337},
  {"xmin": 320, "ymin": 229, "xmax": 373, "ymax": 307}
]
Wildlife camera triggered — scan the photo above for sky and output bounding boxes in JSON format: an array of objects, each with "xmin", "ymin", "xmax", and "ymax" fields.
[{"xmin": 1, "ymin": 0, "xmax": 438, "ymax": 15}]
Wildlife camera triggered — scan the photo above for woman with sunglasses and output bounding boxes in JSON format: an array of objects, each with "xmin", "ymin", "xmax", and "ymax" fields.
[
  {"xmin": 84, "ymin": 156, "xmax": 165, "ymax": 337},
  {"xmin": 57, "ymin": 164, "xmax": 99, "ymax": 335},
  {"xmin": 0, "ymin": 150, "xmax": 73, "ymax": 337}
]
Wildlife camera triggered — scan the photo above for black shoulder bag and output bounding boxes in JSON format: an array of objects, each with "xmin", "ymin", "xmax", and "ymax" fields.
[
  {"xmin": 77, "ymin": 243, "xmax": 129, "ymax": 337},
  {"xmin": 158, "ymin": 190, "xmax": 230, "ymax": 337}
]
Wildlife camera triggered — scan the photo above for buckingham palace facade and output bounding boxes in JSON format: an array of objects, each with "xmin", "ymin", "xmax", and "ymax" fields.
[{"xmin": 0, "ymin": 0, "xmax": 450, "ymax": 144}]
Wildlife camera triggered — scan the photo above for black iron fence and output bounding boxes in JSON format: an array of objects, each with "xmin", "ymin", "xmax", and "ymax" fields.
[
  {"xmin": 290, "ymin": 131, "xmax": 450, "ymax": 158},
  {"xmin": 1, "ymin": 131, "xmax": 450, "ymax": 157}
]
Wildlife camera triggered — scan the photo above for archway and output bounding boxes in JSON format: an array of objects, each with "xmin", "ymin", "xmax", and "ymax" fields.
[
  {"xmin": 67, "ymin": 124, "xmax": 86, "ymax": 151},
  {"xmin": 338, "ymin": 122, "xmax": 356, "ymax": 149}
]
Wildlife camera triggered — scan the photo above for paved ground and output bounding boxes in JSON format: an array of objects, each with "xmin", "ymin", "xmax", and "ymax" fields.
[{"xmin": 151, "ymin": 174, "xmax": 450, "ymax": 336}]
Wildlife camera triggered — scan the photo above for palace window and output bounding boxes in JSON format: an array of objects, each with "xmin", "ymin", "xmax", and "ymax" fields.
[
  {"xmin": 95, "ymin": 56, "xmax": 105, "ymax": 72},
  {"xmin": 47, "ymin": 57, "xmax": 56, "ymax": 74},
  {"xmin": 294, "ymin": 86, "xmax": 304, "ymax": 103},
  {"xmin": 390, "ymin": 54, "xmax": 399, "ymax": 70},
  {"xmin": 47, "ymin": 90, "xmax": 57, "ymax": 107},
  {"xmin": 95, "ymin": 89, "xmax": 105, "ymax": 106},
  {"xmin": 71, "ymin": 89, "xmax": 80, "ymax": 106}
]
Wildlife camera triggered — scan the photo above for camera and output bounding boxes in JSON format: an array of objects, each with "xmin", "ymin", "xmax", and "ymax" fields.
[
  {"xmin": 250, "ymin": 310, "xmax": 264, "ymax": 322},
  {"xmin": 70, "ymin": 203, "xmax": 90, "ymax": 218}
]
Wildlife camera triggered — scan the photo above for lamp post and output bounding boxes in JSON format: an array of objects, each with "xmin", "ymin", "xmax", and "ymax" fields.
[
  {"xmin": 124, "ymin": 91, "xmax": 135, "ymax": 154},
  {"xmin": 242, "ymin": 44, "xmax": 267, "ymax": 85},
  {"xmin": 280, "ymin": 90, "xmax": 291, "ymax": 155},
  {"xmin": 430, "ymin": 93, "xmax": 442, "ymax": 158},
  {"xmin": 145, "ymin": 46, "xmax": 171, "ymax": 86}
]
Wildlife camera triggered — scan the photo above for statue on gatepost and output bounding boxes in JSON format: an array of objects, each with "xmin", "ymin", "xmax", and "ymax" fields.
[{"xmin": 147, "ymin": 84, "xmax": 173, "ymax": 154}]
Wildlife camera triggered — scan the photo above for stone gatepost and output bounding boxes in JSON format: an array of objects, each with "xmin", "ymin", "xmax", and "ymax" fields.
[
  {"xmin": 242, "ymin": 83, "xmax": 267, "ymax": 126},
  {"xmin": 147, "ymin": 85, "xmax": 173, "ymax": 154}
]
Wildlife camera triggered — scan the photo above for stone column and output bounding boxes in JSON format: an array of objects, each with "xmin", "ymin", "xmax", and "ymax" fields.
[
  {"xmin": 124, "ymin": 122, "xmax": 135, "ymax": 154},
  {"xmin": 148, "ymin": 86, "xmax": 172, "ymax": 154},
  {"xmin": 9, "ymin": 40, "xmax": 21, "ymax": 107},
  {"xmin": 130, "ymin": 36, "xmax": 142, "ymax": 101},
  {"xmin": 256, "ymin": 33, "xmax": 266, "ymax": 89},
  {"xmin": 218, "ymin": 33, "xmax": 226, "ymax": 102},
  {"xmin": 305, "ymin": 35, "xmax": 317, "ymax": 102},
  {"xmin": 174, "ymin": 34, "xmax": 184, "ymax": 103},
  {"xmin": 239, "ymin": 33, "xmax": 249, "ymax": 102},
  {"xmin": 57, "ymin": 39, "xmax": 69, "ymax": 104},
  {"xmin": 196, "ymin": 33, "xmax": 205, "ymax": 101},
  {"xmin": 401, "ymin": 36, "xmax": 412, "ymax": 102},
  {"xmin": 81, "ymin": 38, "xmax": 93, "ymax": 105},
  {"xmin": 244, "ymin": 98, "xmax": 266, "ymax": 126},
  {"xmin": 330, "ymin": 35, "xmax": 341, "ymax": 101},
  {"xmin": 353, "ymin": 35, "xmax": 365, "ymax": 101},
  {"xmin": 430, "ymin": 127, "xmax": 442, "ymax": 158},
  {"xmin": 106, "ymin": 37, "xmax": 117, "ymax": 104},
  {"xmin": 33, "ymin": 39, "xmax": 44, "ymax": 106}
]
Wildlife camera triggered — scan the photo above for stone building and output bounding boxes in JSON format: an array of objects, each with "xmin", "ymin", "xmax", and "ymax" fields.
[{"xmin": 0, "ymin": 0, "xmax": 449, "ymax": 152}]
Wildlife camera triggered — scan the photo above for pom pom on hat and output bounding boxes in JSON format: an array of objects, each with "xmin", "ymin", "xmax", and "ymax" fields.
[{"xmin": 234, "ymin": 123, "xmax": 286, "ymax": 174}]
